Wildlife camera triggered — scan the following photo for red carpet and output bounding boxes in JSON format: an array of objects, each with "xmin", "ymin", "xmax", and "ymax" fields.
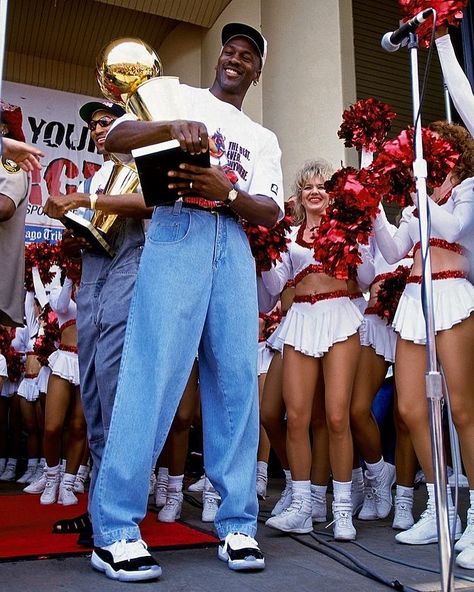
[{"xmin": 0, "ymin": 494, "xmax": 217, "ymax": 561}]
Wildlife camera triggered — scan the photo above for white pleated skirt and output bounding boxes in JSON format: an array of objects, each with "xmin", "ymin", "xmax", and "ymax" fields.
[
  {"xmin": 17, "ymin": 377, "xmax": 40, "ymax": 402},
  {"xmin": 360, "ymin": 313, "xmax": 397, "ymax": 363},
  {"xmin": 278, "ymin": 296, "xmax": 363, "ymax": 358},
  {"xmin": 48, "ymin": 350, "xmax": 80, "ymax": 386},
  {"xmin": 36, "ymin": 365, "xmax": 52, "ymax": 393},
  {"xmin": 393, "ymin": 278, "xmax": 474, "ymax": 345},
  {"xmin": 266, "ymin": 316, "xmax": 288, "ymax": 354},
  {"xmin": 258, "ymin": 341, "xmax": 274, "ymax": 376}
]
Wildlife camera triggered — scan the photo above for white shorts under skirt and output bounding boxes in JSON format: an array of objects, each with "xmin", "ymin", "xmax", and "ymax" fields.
[
  {"xmin": 359, "ymin": 313, "xmax": 397, "ymax": 363},
  {"xmin": 36, "ymin": 365, "xmax": 52, "ymax": 393},
  {"xmin": 266, "ymin": 316, "xmax": 288, "ymax": 354},
  {"xmin": 278, "ymin": 297, "xmax": 363, "ymax": 358},
  {"xmin": 1, "ymin": 379, "xmax": 19, "ymax": 398},
  {"xmin": 48, "ymin": 350, "xmax": 80, "ymax": 386},
  {"xmin": 393, "ymin": 278, "xmax": 474, "ymax": 345},
  {"xmin": 17, "ymin": 377, "xmax": 40, "ymax": 402},
  {"xmin": 258, "ymin": 342, "xmax": 274, "ymax": 376}
]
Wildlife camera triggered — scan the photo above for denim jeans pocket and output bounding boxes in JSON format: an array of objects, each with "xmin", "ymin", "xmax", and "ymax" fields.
[{"xmin": 147, "ymin": 210, "xmax": 192, "ymax": 244}]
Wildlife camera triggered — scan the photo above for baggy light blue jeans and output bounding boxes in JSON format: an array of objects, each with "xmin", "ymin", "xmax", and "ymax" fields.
[{"xmin": 91, "ymin": 202, "xmax": 260, "ymax": 546}]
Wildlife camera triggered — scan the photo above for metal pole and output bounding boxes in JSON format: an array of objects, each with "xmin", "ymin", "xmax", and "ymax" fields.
[
  {"xmin": 408, "ymin": 31, "xmax": 454, "ymax": 592},
  {"xmin": 0, "ymin": 0, "xmax": 8, "ymax": 156}
]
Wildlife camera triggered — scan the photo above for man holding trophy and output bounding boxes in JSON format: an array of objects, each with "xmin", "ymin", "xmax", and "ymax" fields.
[
  {"xmin": 90, "ymin": 23, "xmax": 284, "ymax": 582},
  {"xmin": 44, "ymin": 101, "xmax": 152, "ymax": 544}
]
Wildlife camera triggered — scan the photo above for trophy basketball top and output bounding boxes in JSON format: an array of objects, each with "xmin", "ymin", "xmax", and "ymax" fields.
[{"xmin": 96, "ymin": 38, "xmax": 163, "ymax": 107}]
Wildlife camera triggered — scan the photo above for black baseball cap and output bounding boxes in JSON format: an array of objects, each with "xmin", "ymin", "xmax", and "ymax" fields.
[
  {"xmin": 79, "ymin": 101, "xmax": 125, "ymax": 124},
  {"xmin": 221, "ymin": 23, "xmax": 267, "ymax": 68}
]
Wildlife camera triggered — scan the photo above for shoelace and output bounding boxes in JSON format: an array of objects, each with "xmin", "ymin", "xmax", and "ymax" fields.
[
  {"xmin": 326, "ymin": 504, "xmax": 352, "ymax": 528},
  {"xmin": 281, "ymin": 498, "xmax": 305, "ymax": 515}
]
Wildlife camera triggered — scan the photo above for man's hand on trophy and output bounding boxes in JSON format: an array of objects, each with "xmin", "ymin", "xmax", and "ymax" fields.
[
  {"xmin": 168, "ymin": 163, "xmax": 233, "ymax": 202},
  {"xmin": 168, "ymin": 120, "xmax": 209, "ymax": 155},
  {"xmin": 44, "ymin": 193, "xmax": 89, "ymax": 219}
]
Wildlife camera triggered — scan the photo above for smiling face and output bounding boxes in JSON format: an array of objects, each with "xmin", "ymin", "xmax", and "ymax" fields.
[
  {"xmin": 212, "ymin": 37, "xmax": 261, "ymax": 107},
  {"xmin": 89, "ymin": 109, "xmax": 117, "ymax": 154},
  {"xmin": 300, "ymin": 175, "xmax": 329, "ymax": 217}
]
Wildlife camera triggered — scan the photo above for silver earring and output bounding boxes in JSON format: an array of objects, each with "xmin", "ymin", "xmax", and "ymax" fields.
[{"xmin": 253, "ymin": 80, "xmax": 258, "ymax": 86}]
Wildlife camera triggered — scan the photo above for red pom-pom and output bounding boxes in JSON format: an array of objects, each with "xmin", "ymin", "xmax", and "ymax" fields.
[
  {"xmin": 24, "ymin": 242, "xmax": 62, "ymax": 290},
  {"xmin": 368, "ymin": 127, "xmax": 459, "ymax": 206},
  {"xmin": 313, "ymin": 168, "xmax": 382, "ymax": 280},
  {"xmin": 373, "ymin": 266, "xmax": 411, "ymax": 323},
  {"xmin": 338, "ymin": 98, "xmax": 397, "ymax": 152},
  {"xmin": 398, "ymin": 1, "xmax": 467, "ymax": 48},
  {"xmin": 243, "ymin": 204, "xmax": 293, "ymax": 274}
]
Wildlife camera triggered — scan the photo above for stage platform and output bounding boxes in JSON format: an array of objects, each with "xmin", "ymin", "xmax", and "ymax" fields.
[{"xmin": 1, "ymin": 478, "xmax": 473, "ymax": 591}]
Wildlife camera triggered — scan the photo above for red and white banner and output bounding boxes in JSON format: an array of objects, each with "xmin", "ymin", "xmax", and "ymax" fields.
[{"xmin": 3, "ymin": 81, "xmax": 104, "ymax": 243}]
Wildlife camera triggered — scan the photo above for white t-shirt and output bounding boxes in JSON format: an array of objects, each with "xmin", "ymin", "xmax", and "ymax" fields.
[{"xmin": 110, "ymin": 85, "xmax": 284, "ymax": 216}]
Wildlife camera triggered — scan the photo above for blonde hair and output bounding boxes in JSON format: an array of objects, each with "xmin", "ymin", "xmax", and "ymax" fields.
[{"xmin": 291, "ymin": 159, "xmax": 335, "ymax": 225}]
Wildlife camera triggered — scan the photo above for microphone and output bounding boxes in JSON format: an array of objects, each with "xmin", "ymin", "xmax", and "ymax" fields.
[{"xmin": 381, "ymin": 8, "xmax": 434, "ymax": 52}]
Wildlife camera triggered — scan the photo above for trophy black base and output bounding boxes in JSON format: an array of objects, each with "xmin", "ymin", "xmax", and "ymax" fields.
[{"xmin": 62, "ymin": 212, "xmax": 116, "ymax": 258}]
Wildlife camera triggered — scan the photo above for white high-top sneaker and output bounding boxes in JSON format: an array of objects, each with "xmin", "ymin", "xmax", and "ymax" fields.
[
  {"xmin": 24, "ymin": 466, "xmax": 47, "ymax": 494},
  {"xmin": 0, "ymin": 459, "xmax": 6, "ymax": 475},
  {"xmin": 202, "ymin": 483, "xmax": 220, "ymax": 523},
  {"xmin": 188, "ymin": 474, "xmax": 206, "ymax": 492},
  {"xmin": 58, "ymin": 473, "xmax": 79, "ymax": 505},
  {"xmin": 455, "ymin": 508, "xmax": 474, "ymax": 552},
  {"xmin": 0, "ymin": 459, "xmax": 17, "ymax": 481},
  {"xmin": 265, "ymin": 497, "xmax": 313, "ymax": 534},
  {"xmin": 392, "ymin": 494, "xmax": 414, "ymax": 530},
  {"xmin": 332, "ymin": 500, "xmax": 356, "ymax": 541},
  {"xmin": 395, "ymin": 503, "xmax": 462, "ymax": 544},
  {"xmin": 351, "ymin": 477, "xmax": 364, "ymax": 516},
  {"xmin": 17, "ymin": 460, "xmax": 39, "ymax": 484},
  {"xmin": 73, "ymin": 465, "xmax": 89, "ymax": 494},
  {"xmin": 157, "ymin": 490, "xmax": 183, "ymax": 523},
  {"xmin": 271, "ymin": 482, "xmax": 292, "ymax": 516},
  {"xmin": 40, "ymin": 467, "xmax": 60, "ymax": 505},
  {"xmin": 154, "ymin": 469, "xmax": 169, "ymax": 508}
]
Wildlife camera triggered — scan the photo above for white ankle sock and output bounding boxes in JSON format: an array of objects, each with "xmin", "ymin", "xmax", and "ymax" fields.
[
  {"xmin": 396, "ymin": 485, "xmax": 414, "ymax": 499},
  {"xmin": 426, "ymin": 482, "xmax": 454, "ymax": 508},
  {"xmin": 365, "ymin": 457, "xmax": 385, "ymax": 478},
  {"xmin": 46, "ymin": 463, "xmax": 60, "ymax": 476},
  {"xmin": 157, "ymin": 466, "xmax": 169, "ymax": 481},
  {"xmin": 62, "ymin": 472, "xmax": 75, "ymax": 485},
  {"xmin": 257, "ymin": 461, "xmax": 268, "ymax": 476},
  {"xmin": 26, "ymin": 458, "xmax": 38, "ymax": 468},
  {"xmin": 76, "ymin": 464, "xmax": 88, "ymax": 476},
  {"xmin": 470, "ymin": 489, "xmax": 474, "ymax": 511},
  {"xmin": 168, "ymin": 474, "xmax": 184, "ymax": 492},
  {"xmin": 311, "ymin": 484, "xmax": 327, "ymax": 499},
  {"xmin": 333, "ymin": 480, "xmax": 352, "ymax": 502},
  {"xmin": 292, "ymin": 480, "xmax": 311, "ymax": 501},
  {"xmin": 283, "ymin": 469, "xmax": 292, "ymax": 485},
  {"xmin": 6, "ymin": 457, "xmax": 17, "ymax": 466}
]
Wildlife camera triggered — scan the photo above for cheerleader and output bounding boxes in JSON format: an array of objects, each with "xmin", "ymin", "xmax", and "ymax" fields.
[
  {"xmin": 15, "ymin": 292, "xmax": 43, "ymax": 483},
  {"xmin": 40, "ymin": 275, "xmax": 86, "ymax": 505},
  {"xmin": 264, "ymin": 160, "xmax": 363, "ymax": 540},
  {"xmin": 350, "ymin": 233, "xmax": 413, "ymax": 526},
  {"xmin": 373, "ymin": 122, "xmax": 474, "ymax": 569}
]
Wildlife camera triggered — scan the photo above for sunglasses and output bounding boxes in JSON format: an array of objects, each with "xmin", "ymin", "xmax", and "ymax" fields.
[{"xmin": 88, "ymin": 116, "xmax": 115, "ymax": 131}]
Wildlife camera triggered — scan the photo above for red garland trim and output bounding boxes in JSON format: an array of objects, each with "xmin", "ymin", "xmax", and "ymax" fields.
[
  {"xmin": 59, "ymin": 344, "xmax": 78, "ymax": 353},
  {"xmin": 294, "ymin": 264, "xmax": 324, "ymax": 285},
  {"xmin": 60, "ymin": 319, "xmax": 77, "ymax": 332},
  {"xmin": 413, "ymin": 238, "xmax": 465, "ymax": 257},
  {"xmin": 407, "ymin": 270, "xmax": 467, "ymax": 283},
  {"xmin": 293, "ymin": 289, "xmax": 349, "ymax": 304}
]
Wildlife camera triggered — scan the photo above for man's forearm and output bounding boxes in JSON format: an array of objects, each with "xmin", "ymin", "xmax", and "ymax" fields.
[
  {"xmin": 105, "ymin": 121, "xmax": 172, "ymax": 153},
  {"xmin": 229, "ymin": 192, "xmax": 279, "ymax": 227},
  {"xmin": 89, "ymin": 193, "xmax": 153, "ymax": 219}
]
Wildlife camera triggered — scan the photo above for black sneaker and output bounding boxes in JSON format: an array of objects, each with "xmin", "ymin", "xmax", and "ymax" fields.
[
  {"xmin": 91, "ymin": 539, "xmax": 162, "ymax": 582},
  {"xmin": 218, "ymin": 532, "xmax": 265, "ymax": 571}
]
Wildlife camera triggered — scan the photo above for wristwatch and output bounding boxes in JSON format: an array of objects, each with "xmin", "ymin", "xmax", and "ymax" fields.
[{"xmin": 225, "ymin": 187, "xmax": 239, "ymax": 205}]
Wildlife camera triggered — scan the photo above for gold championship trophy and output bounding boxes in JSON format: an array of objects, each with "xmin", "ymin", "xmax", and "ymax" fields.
[{"xmin": 64, "ymin": 38, "xmax": 186, "ymax": 256}]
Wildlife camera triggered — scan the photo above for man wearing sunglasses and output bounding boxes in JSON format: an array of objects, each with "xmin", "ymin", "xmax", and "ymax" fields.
[{"xmin": 43, "ymin": 101, "xmax": 152, "ymax": 545}]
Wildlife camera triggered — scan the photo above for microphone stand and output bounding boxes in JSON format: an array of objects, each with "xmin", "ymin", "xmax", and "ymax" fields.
[{"xmin": 407, "ymin": 31, "xmax": 454, "ymax": 592}]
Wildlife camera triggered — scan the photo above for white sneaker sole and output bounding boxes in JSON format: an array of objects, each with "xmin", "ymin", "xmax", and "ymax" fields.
[
  {"xmin": 91, "ymin": 551, "xmax": 162, "ymax": 582},
  {"xmin": 265, "ymin": 519, "xmax": 313, "ymax": 534}
]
